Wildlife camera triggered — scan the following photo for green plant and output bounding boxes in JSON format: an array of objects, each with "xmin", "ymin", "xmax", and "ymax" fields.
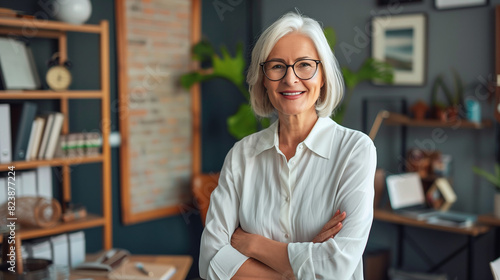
[
  {"xmin": 181, "ymin": 27, "xmax": 394, "ymax": 139},
  {"xmin": 431, "ymin": 69, "xmax": 465, "ymax": 108},
  {"xmin": 323, "ymin": 27, "xmax": 394, "ymax": 124},
  {"xmin": 472, "ymin": 164, "xmax": 500, "ymax": 192},
  {"xmin": 180, "ymin": 40, "xmax": 270, "ymax": 140}
]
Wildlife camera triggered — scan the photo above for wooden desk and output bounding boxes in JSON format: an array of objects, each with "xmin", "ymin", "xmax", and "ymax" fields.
[
  {"xmin": 374, "ymin": 209, "xmax": 491, "ymax": 280},
  {"xmin": 70, "ymin": 255, "xmax": 193, "ymax": 280}
]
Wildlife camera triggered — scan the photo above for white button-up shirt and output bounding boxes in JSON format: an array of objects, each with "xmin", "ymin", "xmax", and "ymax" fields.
[{"xmin": 200, "ymin": 117, "xmax": 376, "ymax": 279}]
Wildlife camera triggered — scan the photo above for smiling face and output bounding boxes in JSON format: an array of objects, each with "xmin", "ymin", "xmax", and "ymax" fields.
[{"xmin": 263, "ymin": 32, "xmax": 324, "ymax": 120}]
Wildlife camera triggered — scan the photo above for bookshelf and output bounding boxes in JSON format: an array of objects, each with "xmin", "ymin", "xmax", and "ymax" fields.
[{"xmin": 0, "ymin": 18, "xmax": 112, "ymax": 249}]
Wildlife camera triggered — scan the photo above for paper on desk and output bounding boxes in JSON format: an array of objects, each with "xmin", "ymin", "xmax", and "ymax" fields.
[{"xmin": 491, "ymin": 257, "xmax": 500, "ymax": 280}]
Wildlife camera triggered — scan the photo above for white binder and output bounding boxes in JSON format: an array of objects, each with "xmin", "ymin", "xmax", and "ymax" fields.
[{"xmin": 0, "ymin": 104, "xmax": 12, "ymax": 163}]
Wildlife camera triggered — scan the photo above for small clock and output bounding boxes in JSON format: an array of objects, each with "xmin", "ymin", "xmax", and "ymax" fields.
[{"xmin": 46, "ymin": 64, "xmax": 72, "ymax": 91}]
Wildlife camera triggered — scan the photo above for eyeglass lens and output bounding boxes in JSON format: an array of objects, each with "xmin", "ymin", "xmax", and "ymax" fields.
[{"xmin": 262, "ymin": 59, "xmax": 319, "ymax": 81}]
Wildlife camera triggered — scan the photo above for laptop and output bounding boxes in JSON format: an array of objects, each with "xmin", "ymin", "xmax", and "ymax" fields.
[{"xmin": 386, "ymin": 172, "xmax": 439, "ymax": 220}]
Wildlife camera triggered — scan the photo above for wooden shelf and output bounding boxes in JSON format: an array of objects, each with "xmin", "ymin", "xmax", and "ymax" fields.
[
  {"xmin": 0, "ymin": 90, "xmax": 104, "ymax": 99},
  {"xmin": 0, "ymin": 17, "xmax": 102, "ymax": 33},
  {"xmin": 0, "ymin": 214, "xmax": 106, "ymax": 243},
  {"xmin": 0, "ymin": 155, "xmax": 103, "ymax": 171},
  {"xmin": 383, "ymin": 112, "xmax": 492, "ymax": 129}
]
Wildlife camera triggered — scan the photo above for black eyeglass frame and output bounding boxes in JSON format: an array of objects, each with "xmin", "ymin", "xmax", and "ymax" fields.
[{"xmin": 259, "ymin": 59, "xmax": 322, "ymax": 81}]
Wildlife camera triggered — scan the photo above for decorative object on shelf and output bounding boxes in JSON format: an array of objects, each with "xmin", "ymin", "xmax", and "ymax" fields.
[
  {"xmin": 46, "ymin": 53, "xmax": 72, "ymax": 91},
  {"xmin": 406, "ymin": 148, "xmax": 440, "ymax": 179},
  {"xmin": 49, "ymin": 0, "xmax": 92, "ymax": 25},
  {"xmin": 410, "ymin": 100, "xmax": 429, "ymax": 120},
  {"xmin": 0, "ymin": 197, "xmax": 62, "ymax": 228},
  {"xmin": 372, "ymin": 13, "xmax": 427, "ymax": 86},
  {"xmin": 0, "ymin": 37, "xmax": 41, "ymax": 90},
  {"xmin": 434, "ymin": 0, "xmax": 489, "ymax": 10},
  {"xmin": 426, "ymin": 177, "xmax": 456, "ymax": 211},
  {"xmin": 430, "ymin": 69, "xmax": 465, "ymax": 122},
  {"xmin": 465, "ymin": 98, "xmax": 481, "ymax": 123},
  {"xmin": 472, "ymin": 164, "xmax": 500, "ymax": 218}
]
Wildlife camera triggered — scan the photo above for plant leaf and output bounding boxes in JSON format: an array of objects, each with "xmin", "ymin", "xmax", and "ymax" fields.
[
  {"xmin": 180, "ymin": 71, "xmax": 217, "ymax": 89},
  {"xmin": 213, "ymin": 43, "xmax": 246, "ymax": 87},
  {"xmin": 259, "ymin": 117, "xmax": 271, "ymax": 129},
  {"xmin": 473, "ymin": 166, "xmax": 500, "ymax": 188},
  {"xmin": 323, "ymin": 27, "xmax": 336, "ymax": 50},
  {"xmin": 192, "ymin": 40, "xmax": 215, "ymax": 62},
  {"xmin": 227, "ymin": 104, "xmax": 258, "ymax": 140}
]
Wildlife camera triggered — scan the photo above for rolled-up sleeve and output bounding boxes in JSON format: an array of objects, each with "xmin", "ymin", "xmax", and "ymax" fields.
[
  {"xmin": 287, "ymin": 140, "xmax": 376, "ymax": 279},
  {"xmin": 199, "ymin": 149, "xmax": 249, "ymax": 279}
]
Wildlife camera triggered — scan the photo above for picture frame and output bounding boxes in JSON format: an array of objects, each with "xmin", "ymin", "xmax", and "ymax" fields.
[
  {"xmin": 115, "ymin": 0, "xmax": 200, "ymax": 225},
  {"xmin": 434, "ymin": 0, "xmax": 489, "ymax": 10},
  {"xmin": 372, "ymin": 13, "xmax": 427, "ymax": 86},
  {"xmin": 0, "ymin": 37, "xmax": 41, "ymax": 90}
]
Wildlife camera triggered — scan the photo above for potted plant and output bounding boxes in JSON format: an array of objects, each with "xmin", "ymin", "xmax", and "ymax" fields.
[
  {"xmin": 323, "ymin": 27, "xmax": 394, "ymax": 124},
  {"xmin": 181, "ymin": 27, "xmax": 394, "ymax": 139},
  {"xmin": 181, "ymin": 40, "xmax": 269, "ymax": 140},
  {"xmin": 430, "ymin": 69, "xmax": 465, "ymax": 121},
  {"xmin": 472, "ymin": 164, "xmax": 500, "ymax": 218}
]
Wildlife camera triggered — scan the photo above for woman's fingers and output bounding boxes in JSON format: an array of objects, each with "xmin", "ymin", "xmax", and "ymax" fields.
[
  {"xmin": 322, "ymin": 211, "xmax": 346, "ymax": 231},
  {"xmin": 312, "ymin": 210, "xmax": 346, "ymax": 243},
  {"xmin": 314, "ymin": 222, "xmax": 342, "ymax": 243}
]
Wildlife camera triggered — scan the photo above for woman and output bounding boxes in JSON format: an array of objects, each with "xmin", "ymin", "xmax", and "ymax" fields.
[{"xmin": 200, "ymin": 11, "xmax": 376, "ymax": 279}]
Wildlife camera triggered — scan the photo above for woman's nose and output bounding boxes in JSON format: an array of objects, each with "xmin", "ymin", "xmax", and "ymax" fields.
[{"xmin": 281, "ymin": 66, "xmax": 299, "ymax": 85}]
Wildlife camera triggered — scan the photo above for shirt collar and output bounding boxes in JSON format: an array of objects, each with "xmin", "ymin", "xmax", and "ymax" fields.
[{"xmin": 252, "ymin": 117, "xmax": 336, "ymax": 159}]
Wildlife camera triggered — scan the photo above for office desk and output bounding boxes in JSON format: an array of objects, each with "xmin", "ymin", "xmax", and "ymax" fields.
[
  {"xmin": 70, "ymin": 255, "xmax": 193, "ymax": 280},
  {"xmin": 374, "ymin": 209, "xmax": 491, "ymax": 280}
]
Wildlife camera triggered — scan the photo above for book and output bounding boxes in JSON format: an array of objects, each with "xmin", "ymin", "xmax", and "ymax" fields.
[
  {"xmin": 36, "ymin": 166, "xmax": 53, "ymax": 198},
  {"xmin": 0, "ymin": 104, "xmax": 12, "ymax": 163},
  {"xmin": 426, "ymin": 211, "xmax": 477, "ymax": 228},
  {"xmin": 20, "ymin": 170, "xmax": 37, "ymax": 197},
  {"xmin": 0, "ymin": 177, "xmax": 6, "ymax": 206},
  {"xmin": 37, "ymin": 113, "xmax": 55, "ymax": 160},
  {"xmin": 44, "ymin": 112, "xmax": 64, "ymax": 160},
  {"xmin": 11, "ymin": 102, "xmax": 38, "ymax": 161},
  {"xmin": 26, "ymin": 117, "xmax": 45, "ymax": 161},
  {"xmin": 108, "ymin": 260, "xmax": 176, "ymax": 280},
  {"xmin": 24, "ymin": 118, "xmax": 39, "ymax": 161}
]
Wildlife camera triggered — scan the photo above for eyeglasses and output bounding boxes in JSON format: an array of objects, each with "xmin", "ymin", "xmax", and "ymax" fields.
[{"xmin": 260, "ymin": 59, "xmax": 321, "ymax": 81}]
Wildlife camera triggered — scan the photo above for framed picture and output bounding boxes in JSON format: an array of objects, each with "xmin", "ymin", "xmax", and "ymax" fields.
[
  {"xmin": 377, "ymin": 0, "xmax": 422, "ymax": 6},
  {"xmin": 372, "ymin": 13, "xmax": 427, "ymax": 86},
  {"xmin": 0, "ymin": 37, "xmax": 41, "ymax": 90},
  {"xmin": 435, "ymin": 0, "xmax": 489, "ymax": 10}
]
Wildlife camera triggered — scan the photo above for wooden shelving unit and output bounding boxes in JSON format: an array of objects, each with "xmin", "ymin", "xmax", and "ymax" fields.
[
  {"xmin": 382, "ymin": 111, "xmax": 492, "ymax": 129},
  {"xmin": 0, "ymin": 18, "xmax": 112, "ymax": 249}
]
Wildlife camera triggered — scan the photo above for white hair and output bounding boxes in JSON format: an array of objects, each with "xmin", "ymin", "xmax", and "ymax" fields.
[{"xmin": 247, "ymin": 11, "xmax": 344, "ymax": 118}]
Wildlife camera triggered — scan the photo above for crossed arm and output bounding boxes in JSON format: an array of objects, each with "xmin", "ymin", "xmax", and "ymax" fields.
[{"xmin": 230, "ymin": 210, "xmax": 346, "ymax": 280}]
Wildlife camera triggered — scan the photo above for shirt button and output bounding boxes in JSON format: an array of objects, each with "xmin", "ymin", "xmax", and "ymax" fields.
[
  {"xmin": 298, "ymin": 144, "xmax": 303, "ymax": 149},
  {"xmin": 286, "ymin": 197, "xmax": 290, "ymax": 202},
  {"xmin": 285, "ymin": 234, "xmax": 289, "ymax": 239}
]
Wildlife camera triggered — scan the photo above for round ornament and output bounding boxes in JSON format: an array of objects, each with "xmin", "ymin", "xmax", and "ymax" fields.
[{"xmin": 50, "ymin": 0, "xmax": 92, "ymax": 25}]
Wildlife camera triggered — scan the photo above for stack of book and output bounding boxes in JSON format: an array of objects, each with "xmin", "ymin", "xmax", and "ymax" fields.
[
  {"xmin": 0, "ymin": 102, "xmax": 102, "ymax": 163},
  {"xmin": 0, "ymin": 102, "xmax": 65, "ymax": 163}
]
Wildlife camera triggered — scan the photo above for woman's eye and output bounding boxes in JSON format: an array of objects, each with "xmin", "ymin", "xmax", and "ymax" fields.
[
  {"xmin": 271, "ymin": 64, "xmax": 284, "ymax": 69},
  {"xmin": 299, "ymin": 62, "xmax": 312, "ymax": 68}
]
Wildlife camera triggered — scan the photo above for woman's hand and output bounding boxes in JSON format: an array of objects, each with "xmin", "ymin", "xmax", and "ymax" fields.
[
  {"xmin": 231, "ymin": 227, "xmax": 257, "ymax": 257},
  {"xmin": 311, "ymin": 210, "xmax": 346, "ymax": 243}
]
